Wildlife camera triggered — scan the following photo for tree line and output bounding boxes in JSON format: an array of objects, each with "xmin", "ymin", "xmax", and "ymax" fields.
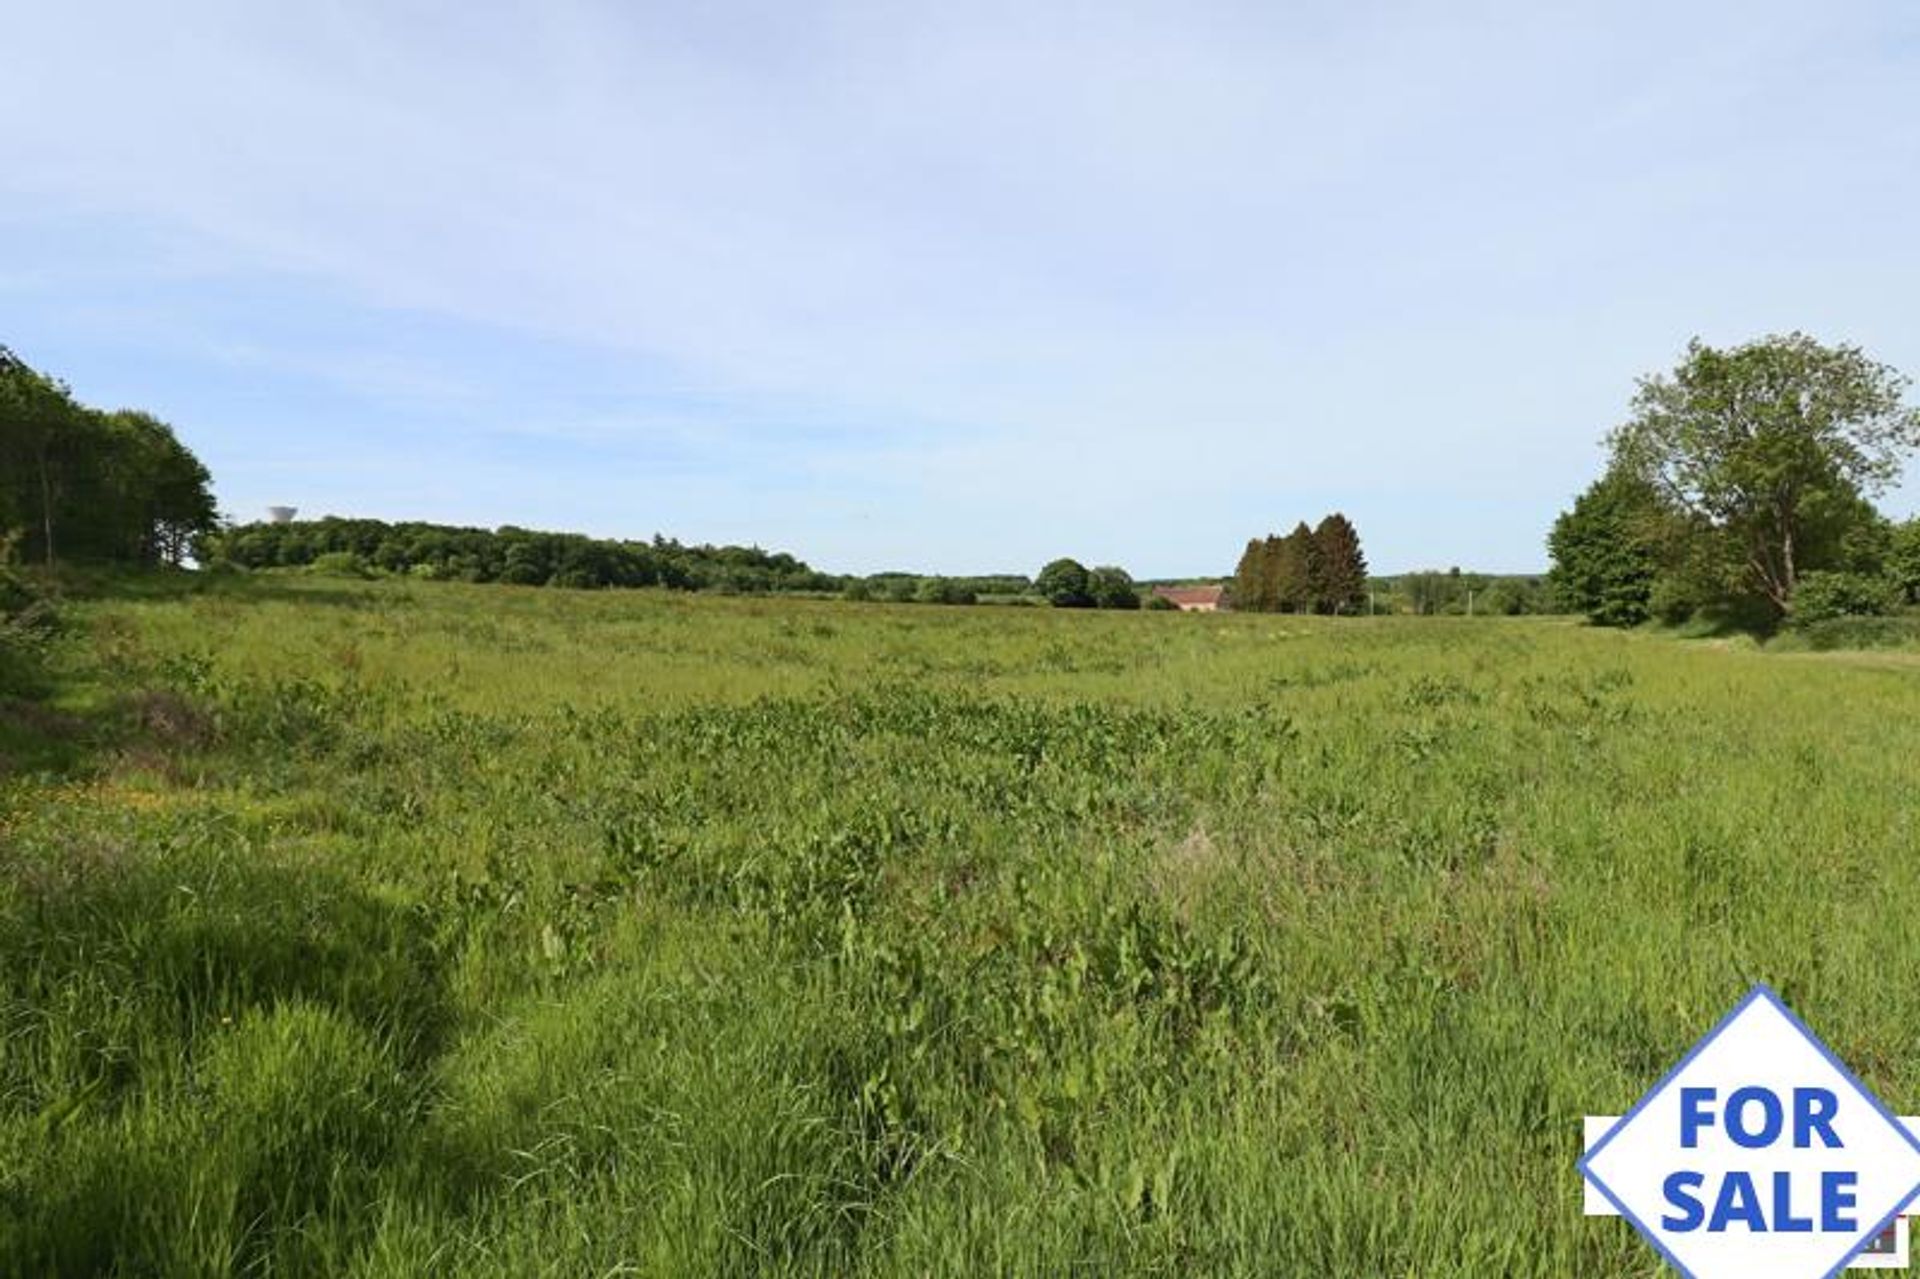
[
  {"xmin": 1550, "ymin": 334, "xmax": 1920, "ymax": 630},
  {"xmin": 0, "ymin": 346, "xmax": 217, "ymax": 567},
  {"xmin": 842, "ymin": 573, "xmax": 1035, "ymax": 605},
  {"xmin": 1230, "ymin": 514, "xmax": 1367, "ymax": 613},
  {"xmin": 209, "ymin": 517, "xmax": 841, "ymax": 593},
  {"xmin": 1384, "ymin": 569, "xmax": 1558, "ymax": 616},
  {"xmin": 216, "ymin": 525, "xmax": 1162, "ymax": 609}
]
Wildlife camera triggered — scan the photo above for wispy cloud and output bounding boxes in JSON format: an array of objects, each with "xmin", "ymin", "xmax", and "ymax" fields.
[{"xmin": 3, "ymin": 0, "xmax": 1916, "ymax": 573}]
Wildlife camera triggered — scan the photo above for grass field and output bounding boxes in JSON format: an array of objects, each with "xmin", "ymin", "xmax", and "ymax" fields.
[{"xmin": 5, "ymin": 577, "xmax": 1920, "ymax": 1276}]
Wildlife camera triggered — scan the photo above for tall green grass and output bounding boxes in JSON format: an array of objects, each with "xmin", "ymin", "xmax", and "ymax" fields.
[{"xmin": 4, "ymin": 578, "xmax": 1918, "ymax": 1274}]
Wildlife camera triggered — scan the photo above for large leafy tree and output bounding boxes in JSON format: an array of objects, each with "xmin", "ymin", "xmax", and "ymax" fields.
[
  {"xmin": 1312, "ymin": 513, "xmax": 1368, "ymax": 613},
  {"xmin": 1547, "ymin": 470, "xmax": 1667, "ymax": 626},
  {"xmin": 1087, "ymin": 565, "xmax": 1140, "ymax": 609},
  {"xmin": 1035, "ymin": 557, "xmax": 1094, "ymax": 608},
  {"xmin": 1608, "ymin": 334, "xmax": 1920, "ymax": 616}
]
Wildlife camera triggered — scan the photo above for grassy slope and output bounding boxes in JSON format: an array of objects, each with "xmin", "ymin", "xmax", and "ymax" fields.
[{"xmin": 4, "ymin": 577, "xmax": 1919, "ymax": 1275}]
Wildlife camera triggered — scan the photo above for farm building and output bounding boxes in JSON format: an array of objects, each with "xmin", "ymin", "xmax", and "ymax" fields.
[{"xmin": 1151, "ymin": 584, "xmax": 1225, "ymax": 612}]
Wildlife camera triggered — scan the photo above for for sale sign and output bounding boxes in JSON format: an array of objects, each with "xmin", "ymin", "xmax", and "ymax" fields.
[{"xmin": 1581, "ymin": 986, "xmax": 1920, "ymax": 1278}]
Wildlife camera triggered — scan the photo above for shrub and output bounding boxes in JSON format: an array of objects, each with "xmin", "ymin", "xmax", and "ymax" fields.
[
  {"xmin": 1696, "ymin": 590, "xmax": 1783, "ymax": 637},
  {"xmin": 1, "ymin": 543, "xmax": 43, "ymax": 618},
  {"xmin": 1145, "ymin": 594, "xmax": 1178, "ymax": 611},
  {"xmin": 0, "ymin": 550, "xmax": 55, "ymax": 696},
  {"xmin": 1892, "ymin": 518, "xmax": 1920, "ymax": 603},
  {"xmin": 1789, "ymin": 571, "xmax": 1904, "ymax": 625},
  {"xmin": 308, "ymin": 551, "xmax": 371, "ymax": 579},
  {"xmin": 1782, "ymin": 615, "xmax": 1920, "ymax": 651}
]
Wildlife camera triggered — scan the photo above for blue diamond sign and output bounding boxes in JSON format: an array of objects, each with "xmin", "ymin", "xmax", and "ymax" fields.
[{"xmin": 1582, "ymin": 986, "xmax": 1920, "ymax": 1278}]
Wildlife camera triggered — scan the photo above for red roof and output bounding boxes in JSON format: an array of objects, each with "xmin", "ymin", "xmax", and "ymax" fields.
[{"xmin": 1152, "ymin": 585, "xmax": 1224, "ymax": 606}]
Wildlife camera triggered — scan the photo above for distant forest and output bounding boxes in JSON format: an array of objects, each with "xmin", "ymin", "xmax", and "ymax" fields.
[{"xmin": 211, "ymin": 518, "xmax": 843, "ymax": 594}]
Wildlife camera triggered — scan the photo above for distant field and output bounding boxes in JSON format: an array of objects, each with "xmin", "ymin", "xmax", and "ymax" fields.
[{"xmin": 5, "ymin": 578, "xmax": 1920, "ymax": 1275}]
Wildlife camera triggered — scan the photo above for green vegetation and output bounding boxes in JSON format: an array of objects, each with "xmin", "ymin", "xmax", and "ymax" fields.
[
  {"xmin": 213, "ymin": 523, "xmax": 1156, "ymax": 613},
  {"xmin": 1380, "ymin": 569, "xmax": 1559, "ymax": 618},
  {"xmin": 1088, "ymin": 565, "xmax": 1142, "ymax": 610},
  {"xmin": 1788, "ymin": 571, "xmax": 1907, "ymax": 625},
  {"xmin": 1231, "ymin": 514, "xmax": 1368, "ymax": 614},
  {"xmin": 1547, "ymin": 472, "xmax": 1664, "ymax": 627},
  {"xmin": 1891, "ymin": 517, "xmax": 1920, "ymax": 604},
  {"xmin": 0, "ymin": 543, "xmax": 54, "ymax": 702},
  {"xmin": 5, "ymin": 326, "xmax": 1918, "ymax": 1274},
  {"xmin": 0, "ymin": 348, "xmax": 216, "ymax": 568},
  {"xmin": 846, "ymin": 573, "xmax": 1032, "ymax": 605},
  {"xmin": 1552, "ymin": 334, "xmax": 1920, "ymax": 631},
  {"xmin": 1765, "ymin": 613, "xmax": 1920, "ymax": 653},
  {"xmin": 1032, "ymin": 557, "xmax": 1143, "ymax": 610},
  {"xmin": 847, "ymin": 575, "xmax": 1068, "ymax": 606},
  {"xmin": 1034, "ymin": 557, "xmax": 1094, "ymax": 608},
  {"xmin": 7, "ymin": 577, "xmax": 1920, "ymax": 1275},
  {"xmin": 211, "ymin": 516, "xmax": 841, "ymax": 594}
]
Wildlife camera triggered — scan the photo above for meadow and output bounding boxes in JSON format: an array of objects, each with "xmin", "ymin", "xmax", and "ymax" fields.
[{"xmin": 4, "ymin": 577, "xmax": 1919, "ymax": 1276}]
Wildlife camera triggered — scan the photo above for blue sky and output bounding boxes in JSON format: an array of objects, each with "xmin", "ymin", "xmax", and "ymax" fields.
[{"xmin": 3, "ymin": 1, "xmax": 1918, "ymax": 576}]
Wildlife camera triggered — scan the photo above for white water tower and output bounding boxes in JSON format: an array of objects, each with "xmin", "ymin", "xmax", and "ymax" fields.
[{"xmin": 267, "ymin": 506, "xmax": 298, "ymax": 524}]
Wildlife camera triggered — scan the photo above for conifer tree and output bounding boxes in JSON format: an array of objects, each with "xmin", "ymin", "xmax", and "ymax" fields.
[
  {"xmin": 1232, "ymin": 538, "xmax": 1267, "ymax": 612},
  {"xmin": 1313, "ymin": 512, "xmax": 1369, "ymax": 614},
  {"xmin": 1259, "ymin": 534, "xmax": 1287, "ymax": 611},
  {"xmin": 1274, "ymin": 523, "xmax": 1315, "ymax": 612}
]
